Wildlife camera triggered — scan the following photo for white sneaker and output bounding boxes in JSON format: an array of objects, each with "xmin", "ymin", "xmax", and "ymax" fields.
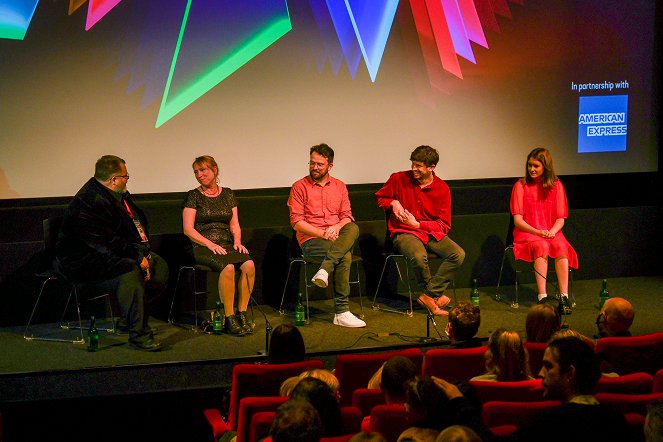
[
  {"xmin": 312, "ymin": 269, "xmax": 328, "ymax": 288},
  {"xmin": 333, "ymin": 311, "xmax": 366, "ymax": 328}
]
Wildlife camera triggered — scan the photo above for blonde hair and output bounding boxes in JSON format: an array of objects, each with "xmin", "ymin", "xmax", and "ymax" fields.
[
  {"xmin": 280, "ymin": 369, "xmax": 340, "ymax": 397},
  {"xmin": 485, "ymin": 328, "xmax": 531, "ymax": 381}
]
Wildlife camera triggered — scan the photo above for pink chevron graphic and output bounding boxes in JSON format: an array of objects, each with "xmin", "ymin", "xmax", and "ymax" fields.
[{"xmin": 85, "ymin": 0, "xmax": 123, "ymax": 31}]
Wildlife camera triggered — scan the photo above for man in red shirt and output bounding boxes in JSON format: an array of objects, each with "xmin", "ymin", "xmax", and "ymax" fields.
[
  {"xmin": 287, "ymin": 143, "xmax": 366, "ymax": 327},
  {"xmin": 375, "ymin": 145, "xmax": 465, "ymax": 316}
]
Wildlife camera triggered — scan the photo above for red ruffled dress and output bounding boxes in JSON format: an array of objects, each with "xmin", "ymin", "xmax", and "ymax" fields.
[{"xmin": 509, "ymin": 179, "xmax": 578, "ymax": 269}]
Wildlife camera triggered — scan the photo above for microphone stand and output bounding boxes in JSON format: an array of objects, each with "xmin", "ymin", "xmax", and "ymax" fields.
[
  {"xmin": 532, "ymin": 266, "xmax": 571, "ymax": 320},
  {"xmin": 245, "ymin": 273, "xmax": 272, "ymax": 356},
  {"xmin": 423, "ymin": 310, "xmax": 445, "ymax": 342}
]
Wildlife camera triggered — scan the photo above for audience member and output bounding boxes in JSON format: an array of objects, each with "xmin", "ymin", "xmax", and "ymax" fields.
[
  {"xmin": 280, "ymin": 369, "xmax": 340, "ymax": 398},
  {"xmin": 270, "ymin": 399, "xmax": 322, "ymax": 442},
  {"xmin": 471, "ymin": 328, "xmax": 531, "ymax": 382},
  {"xmin": 401, "ymin": 376, "xmax": 486, "ymax": 438},
  {"xmin": 398, "ymin": 427, "xmax": 439, "ymax": 442},
  {"xmin": 596, "ymin": 297, "xmax": 635, "ymax": 338},
  {"xmin": 525, "ymin": 303, "xmax": 561, "ymax": 343},
  {"xmin": 435, "ymin": 425, "xmax": 482, "ymax": 442},
  {"xmin": 511, "ymin": 336, "xmax": 630, "ymax": 441},
  {"xmin": 268, "ymin": 323, "xmax": 306, "ymax": 364},
  {"xmin": 290, "ymin": 376, "xmax": 344, "ymax": 437},
  {"xmin": 350, "ymin": 432, "xmax": 387, "ymax": 442},
  {"xmin": 446, "ymin": 302, "xmax": 482, "ymax": 348},
  {"xmin": 645, "ymin": 399, "xmax": 663, "ymax": 442}
]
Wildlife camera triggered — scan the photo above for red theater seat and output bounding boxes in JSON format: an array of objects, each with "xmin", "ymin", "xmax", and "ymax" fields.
[
  {"xmin": 351, "ymin": 388, "xmax": 385, "ymax": 416},
  {"xmin": 595, "ymin": 332, "xmax": 663, "ymax": 375},
  {"xmin": 334, "ymin": 348, "xmax": 424, "ymax": 405},
  {"xmin": 482, "ymin": 400, "xmax": 561, "ymax": 437},
  {"xmin": 422, "ymin": 346, "xmax": 488, "ymax": 382},
  {"xmin": 596, "ymin": 372, "xmax": 654, "ymax": 394},
  {"xmin": 470, "ymin": 378, "xmax": 545, "ymax": 403},
  {"xmin": 367, "ymin": 404, "xmax": 415, "ymax": 442}
]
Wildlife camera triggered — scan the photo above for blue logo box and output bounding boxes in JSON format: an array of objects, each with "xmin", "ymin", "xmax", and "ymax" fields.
[{"xmin": 578, "ymin": 95, "xmax": 628, "ymax": 153}]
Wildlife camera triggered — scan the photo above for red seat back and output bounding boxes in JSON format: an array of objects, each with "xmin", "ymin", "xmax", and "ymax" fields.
[
  {"xmin": 595, "ymin": 392, "xmax": 663, "ymax": 415},
  {"xmin": 228, "ymin": 359, "xmax": 324, "ymax": 430},
  {"xmin": 334, "ymin": 348, "xmax": 424, "ymax": 405},
  {"xmin": 367, "ymin": 404, "xmax": 415, "ymax": 442},
  {"xmin": 236, "ymin": 396, "xmax": 288, "ymax": 442},
  {"xmin": 470, "ymin": 379, "xmax": 545, "ymax": 403},
  {"xmin": 351, "ymin": 388, "xmax": 385, "ymax": 416},
  {"xmin": 482, "ymin": 400, "xmax": 561, "ymax": 430},
  {"xmin": 595, "ymin": 332, "xmax": 663, "ymax": 375},
  {"xmin": 524, "ymin": 342, "xmax": 547, "ymax": 376},
  {"xmin": 653, "ymin": 368, "xmax": 663, "ymax": 393},
  {"xmin": 596, "ymin": 372, "xmax": 654, "ymax": 394},
  {"xmin": 422, "ymin": 346, "xmax": 488, "ymax": 382}
]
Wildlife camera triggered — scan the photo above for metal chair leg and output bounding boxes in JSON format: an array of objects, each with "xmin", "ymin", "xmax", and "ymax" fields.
[{"xmin": 372, "ymin": 254, "xmax": 414, "ymax": 317}]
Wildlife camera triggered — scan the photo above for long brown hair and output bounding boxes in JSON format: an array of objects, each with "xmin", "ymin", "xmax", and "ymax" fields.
[
  {"xmin": 522, "ymin": 147, "xmax": 557, "ymax": 188},
  {"xmin": 485, "ymin": 328, "xmax": 531, "ymax": 381}
]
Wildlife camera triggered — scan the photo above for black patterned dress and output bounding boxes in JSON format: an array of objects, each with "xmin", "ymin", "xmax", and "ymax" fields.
[{"xmin": 183, "ymin": 188, "xmax": 253, "ymax": 270}]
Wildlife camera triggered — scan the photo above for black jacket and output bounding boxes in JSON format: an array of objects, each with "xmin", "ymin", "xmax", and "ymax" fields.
[{"xmin": 55, "ymin": 178, "xmax": 150, "ymax": 283}]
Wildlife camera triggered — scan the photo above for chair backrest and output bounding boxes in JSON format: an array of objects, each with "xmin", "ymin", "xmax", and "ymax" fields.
[
  {"xmin": 227, "ymin": 359, "xmax": 324, "ymax": 431},
  {"xmin": 653, "ymin": 368, "xmax": 663, "ymax": 393},
  {"xmin": 335, "ymin": 348, "xmax": 424, "ymax": 405},
  {"xmin": 595, "ymin": 392, "xmax": 663, "ymax": 415},
  {"xmin": 596, "ymin": 372, "xmax": 654, "ymax": 394},
  {"xmin": 595, "ymin": 332, "xmax": 663, "ymax": 375},
  {"xmin": 367, "ymin": 404, "xmax": 415, "ymax": 442},
  {"xmin": 39, "ymin": 216, "xmax": 64, "ymax": 273},
  {"xmin": 469, "ymin": 379, "xmax": 545, "ymax": 403},
  {"xmin": 422, "ymin": 346, "xmax": 488, "ymax": 382},
  {"xmin": 482, "ymin": 400, "xmax": 561, "ymax": 432},
  {"xmin": 236, "ymin": 396, "xmax": 288, "ymax": 442},
  {"xmin": 524, "ymin": 341, "xmax": 547, "ymax": 376},
  {"xmin": 351, "ymin": 388, "xmax": 385, "ymax": 416}
]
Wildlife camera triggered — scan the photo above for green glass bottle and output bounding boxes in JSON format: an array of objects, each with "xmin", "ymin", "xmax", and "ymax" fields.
[
  {"xmin": 598, "ymin": 279, "xmax": 609, "ymax": 309},
  {"xmin": 212, "ymin": 301, "xmax": 224, "ymax": 335},
  {"xmin": 87, "ymin": 315, "xmax": 99, "ymax": 352},
  {"xmin": 294, "ymin": 292, "xmax": 305, "ymax": 326},
  {"xmin": 470, "ymin": 278, "xmax": 480, "ymax": 307}
]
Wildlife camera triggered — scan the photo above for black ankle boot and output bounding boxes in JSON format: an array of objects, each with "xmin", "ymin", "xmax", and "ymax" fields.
[
  {"xmin": 237, "ymin": 311, "xmax": 254, "ymax": 335},
  {"xmin": 224, "ymin": 315, "xmax": 246, "ymax": 336}
]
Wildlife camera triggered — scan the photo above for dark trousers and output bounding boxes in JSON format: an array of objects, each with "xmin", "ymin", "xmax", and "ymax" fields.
[{"xmin": 96, "ymin": 253, "xmax": 168, "ymax": 341}]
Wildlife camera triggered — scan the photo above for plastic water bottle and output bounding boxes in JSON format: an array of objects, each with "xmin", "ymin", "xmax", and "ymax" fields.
[
  {"xmin": 295, "ymin": 292, "xmax": 305, "ymax": 326},
  {"xmin": 470, "ymin": 278, "xmax": 480, "ymax": 307},
  {"xmin": 87, "ymin": 316, "xmax": 99, "ymax": 352},
  {"xmin": 598, "ymin": 279, "xmax": 609, "ymax": 309},
  {"xmin": 212, "ymin": 301, "xmax": 224, "ymax": 335}
]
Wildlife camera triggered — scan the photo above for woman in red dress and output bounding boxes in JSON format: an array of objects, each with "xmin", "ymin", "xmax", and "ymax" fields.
[{"xmin": 510, "ymin": 148, "xmax": 578, "ymax": 307}]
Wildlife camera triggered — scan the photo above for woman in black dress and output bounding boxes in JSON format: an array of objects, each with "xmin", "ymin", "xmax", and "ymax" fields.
[{"xmin": 183, "ymin": 155, "xmax": 255, "ymax": 335}]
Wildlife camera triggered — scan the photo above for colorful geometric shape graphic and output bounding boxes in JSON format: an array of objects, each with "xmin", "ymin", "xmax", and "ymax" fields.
[
  {"xmin": 324, "ymin": 0, "xmax": 363, "ymax": 78},
  {"xmin": 85, "ymin": 0, "xmax": 122, "ymax": 31},
  {"xmin": 344, "ymin": 0, "xmax": 399, "ymax": 82},
  {"xmin": 69, "ymin": 0, "xmax": 87, "ymax": 16},
  {"xmin": 0, "ymin": 0, "xmax": 39, "ymax": 40},
  {"xmin": 309, "ymin": 0, "xmax": 346, "ymax": 75},
  {"xmin": 155, "ymin": 0, "xmax": 292, "ymax": 127}
]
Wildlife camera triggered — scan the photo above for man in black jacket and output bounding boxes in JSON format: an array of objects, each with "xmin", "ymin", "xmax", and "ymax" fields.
[{"xmin": 55, "ymin": 155, "xmax": 167, "ymax": 351}]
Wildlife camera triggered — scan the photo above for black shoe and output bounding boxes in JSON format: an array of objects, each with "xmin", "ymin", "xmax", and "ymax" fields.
[
  {"xmin": 115, "ymin": 319, "xmax": 158, "ymax": 335},
  {"xmin": 558, "ymin": 296, "xmax": 573, "ymax": 315},
  {"xmin": 224, "ymin": 315, "xmax": 247, "ymax": 336},
  {"xmin": 236, "ymin": 311, "xmax": 254, "ymax": 335},
  {"xmin": 129, "ymin": 336, "xmax": 162, "ymax": 351}
]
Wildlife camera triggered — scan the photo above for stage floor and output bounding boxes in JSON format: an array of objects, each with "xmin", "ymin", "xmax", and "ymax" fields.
[{"xmin": 1, "ymin": 276, "xmax": 662, "ymax": 403}]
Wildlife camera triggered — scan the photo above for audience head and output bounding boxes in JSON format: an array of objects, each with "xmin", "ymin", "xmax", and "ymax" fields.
[
  {"xmin": 398, "ymin": 427, "xmax": 440, "ymax": 442},
  {"xmin": 268, "ymin": 323, "xmax": 306, "ymax": 364},
  {"xmin": 524, "ymin": 147, "xmax": 557, "ymax": 187},
  {"xmin": 290, "ymin": 376, "xmax": 343, "ymax": 437},
  {"xmin": 447, "ymin": 302, "xmax": 481, "ymax": 343},
  {"xmin": 350, "ymin": 432, "xmax": 387, "ymax": 442},
  {"xmin": 410, "ymin": 145, "xmax": 439, "ymax": 167},
  {"xmin": 280, "ymin": 369, "xmax": 340, "ymax": 398},
  {"xmin": 645, "ymin": 399, "xmax": 663, "ymax": 442},
  {"xmin": 435, "ymin": 425, "xmax": 482, "ymax": 442},
  {"xmin": 484, "ymin": 328, "xmax": 530, "ymax": 381},
  {"xmin": 548, "ymin": 328, "xmax": 591, "ymax": 345},
  {"xmin": 541, "ymin": 336, "xmax": 600, "ymax": 401},
  {"xmin": 270, "ymin": 399, "xmax": 322, "ymax": 442},
  {"xmin": 405, "ymin": 376, "xmax": 448, "ymax": 429},
  {"xmin": 381, "ymin": 355, "xmax": 418, "ymax": 404},
  {"xmin": 526, "ymin": 303, "xmax": 561, "ymax": 343},
  {"xmin": 597, "ymin": 297, "xmax": 635, "ymax": 337}
]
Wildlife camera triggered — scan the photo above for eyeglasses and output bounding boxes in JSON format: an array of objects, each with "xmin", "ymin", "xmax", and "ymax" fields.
[
  {"xmin": 113, "ymin": 175, "xmax": 130, "ymax": 180},
  {"xmin": 595, "ymin": 311, "xmax": 606, "ymax": 326},
  {"xmin": 308, "ymin": 161, "xmax": 328, "ymax": 169}
]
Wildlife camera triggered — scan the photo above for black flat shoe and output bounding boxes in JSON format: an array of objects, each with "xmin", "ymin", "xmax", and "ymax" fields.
[
  {"xmin": 224, "ymin": 315, "xmax": 247, "ymax": 336},
  {"xmin": 129, "ymin": 336, "xmax": 162, "ymax": 351}
]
